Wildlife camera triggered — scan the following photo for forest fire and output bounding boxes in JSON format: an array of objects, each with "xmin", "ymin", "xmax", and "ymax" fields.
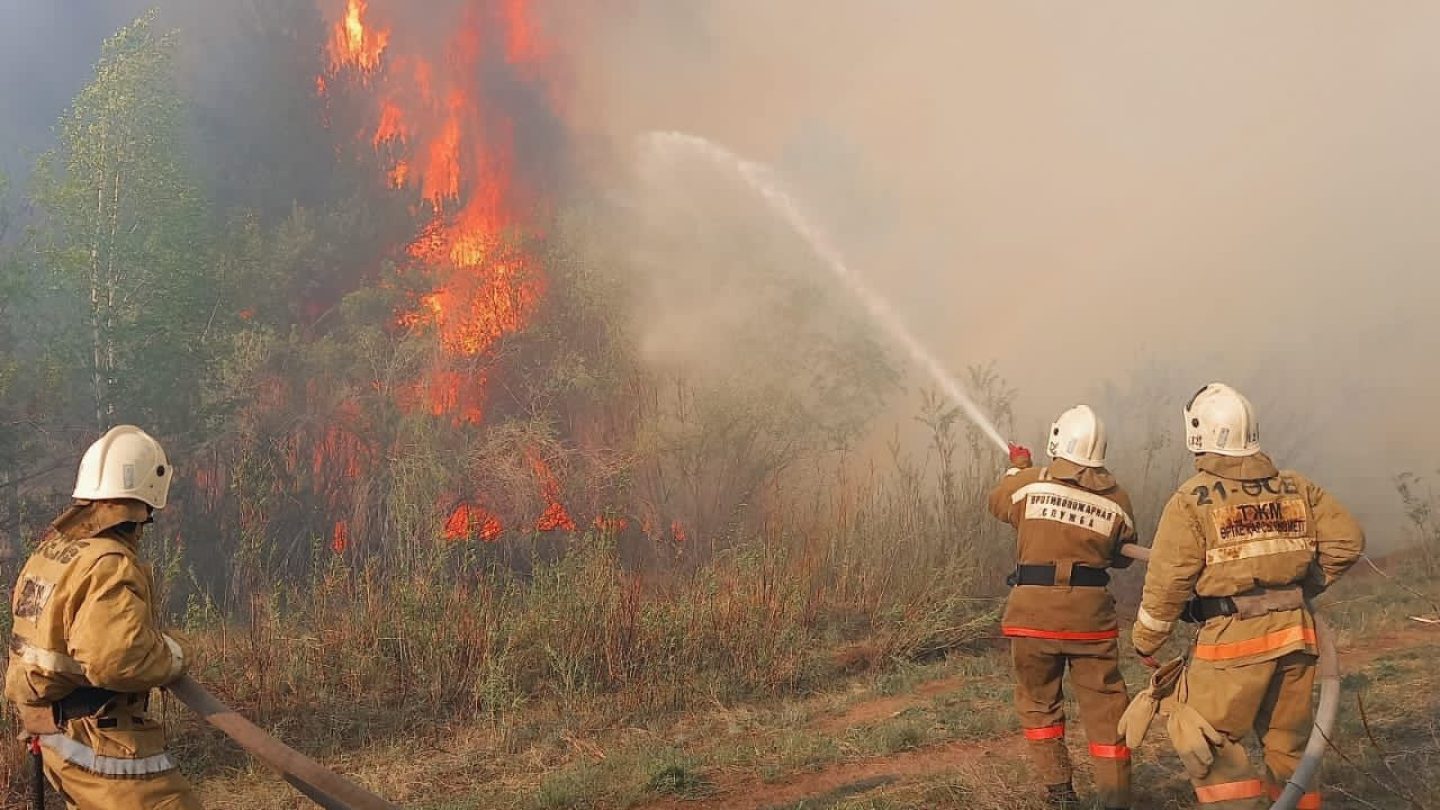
[
  {"xmin": 323, "ymin": 0, "xmax": 549, "ymax": 399},
  {"xmin": 319, "ymin": 0, "xmax": 568, "ymax": 538}
]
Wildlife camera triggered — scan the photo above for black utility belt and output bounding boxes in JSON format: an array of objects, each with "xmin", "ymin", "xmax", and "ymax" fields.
[
  {"xmin": 52, "ymin": 686, "xmax": 138, "ymax": 725},
  {"xmin": 1182, "ymin": 585, "xmax": 1306, "ymax": 624},
  {"xmin": 1182, "ymin": 596, "xmax": 1242, "ymax": 623},
  {"xmin": 1006, "ymin": 563, "xmax": 1110, "ymax": 588}
]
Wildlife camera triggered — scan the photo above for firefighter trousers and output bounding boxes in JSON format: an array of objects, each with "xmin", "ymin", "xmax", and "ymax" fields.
[
  {"xmin": 1011, "ymin": 636, "xmax": 1132, "ymax": 808},
  {"xmin": 38, "ymin": 721, "xmax": 203, "ymax": 810},
  {"xmin": 1180, "ymin": 651, "xmax": 1319, "ymax": 809}
]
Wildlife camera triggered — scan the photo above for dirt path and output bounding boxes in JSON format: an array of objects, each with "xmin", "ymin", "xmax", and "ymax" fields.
[
  {"xmin": 644, "ymin": 736, "xmax": 1025, "ymax": 810},
  {"xmin": 638, "ymin": 622, "xmax": 1440, "ymax": 810},
  {"xmin": 811, "ymin": 676, "xmax": 966, "ymax": 734}
]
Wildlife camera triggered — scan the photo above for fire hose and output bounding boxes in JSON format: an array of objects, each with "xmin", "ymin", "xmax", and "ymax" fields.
[
  {"xmin": 1119, "ymin": 544, "xmax": 1339, "ymax": 810},
  {"xmin": 166, "ymin": 676, "xmax": 401, "ymax": 810}
]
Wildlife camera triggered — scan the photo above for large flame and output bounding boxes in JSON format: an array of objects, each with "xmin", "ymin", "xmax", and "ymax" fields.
[
  {"xmin": 323, "ymin": 0, "xmax": 549, "ymax": 408},
  {"xmin": 319, "ymin": 0, "xmax": 568, "ymax": 536},
  {"xmin": 328, "ymin": 0, "xmax": 389, "ymax": 76}
]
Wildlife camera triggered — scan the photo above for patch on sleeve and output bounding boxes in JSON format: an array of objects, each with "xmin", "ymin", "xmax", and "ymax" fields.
[
  {"xmin": 13, "ymin": 576, "xmax": 56, "ymax": 620},
  {"xmin": 1209, "ymin": 498, "xmax": 1309, "ymax": 544}
]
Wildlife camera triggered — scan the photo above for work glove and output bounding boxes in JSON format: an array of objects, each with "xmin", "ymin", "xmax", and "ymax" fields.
[
  {"xmin": 1008, "ymin": 442, "xmax": 1033, "ymax": 469},
  {"xmin": 1165, "ymin": 703, "xmax": 1226, "ymax": 779},
  {"xmin": 1115, "ymin": 657, "xmax": 1184, "ymax": 748}
]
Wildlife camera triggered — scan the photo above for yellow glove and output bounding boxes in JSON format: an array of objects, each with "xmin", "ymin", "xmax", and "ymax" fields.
[
  {"xmin": 1166, "ymin": 703, "xmax": 1226, "ymax": 779},
  {"xmin": 1115, "ymin": 657, "xmax": 1184, "ymax": 748},
  {"xmin": 1116, "ymin": 689, "xmax": 1157, "ymax": 749}
]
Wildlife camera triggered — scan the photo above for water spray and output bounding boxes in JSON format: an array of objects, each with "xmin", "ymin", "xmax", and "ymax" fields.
[
  {"xmin": 643, "ymin": 131, "xmax": 1011, "ymax": 454},
  {"xmin": 645, "ymin": 132, "xmax": 1332, "ymax": 810}
]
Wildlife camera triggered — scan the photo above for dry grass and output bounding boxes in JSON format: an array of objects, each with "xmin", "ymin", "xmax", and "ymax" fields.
[
  {"xmin": 4, "ymin": 413, "xmax": 1438, "ymax": 808},
  {"xmin": 163, "ymin": 560, "xmax": 1439, "ymax": 810}
]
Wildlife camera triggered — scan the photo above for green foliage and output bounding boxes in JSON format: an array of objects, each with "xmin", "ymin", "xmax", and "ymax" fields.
[
  {"xmin": 643, "ymin": 753, "xmax": 710, "ymax": 797},
  {"xmin": 29, "ymin": 10, "xmax": 219, "ymax": 434}
]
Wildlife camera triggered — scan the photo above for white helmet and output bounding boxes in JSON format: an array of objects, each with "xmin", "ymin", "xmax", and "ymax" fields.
[
  {"xmin": 1184, "ymin": 383, "xmax": 1260, "ymax": 456},
  {"xmin": 1047, "ymin": 405, "xmax": 1107, "ymax": 467},
  {"xmin": 72, "ymin": 425, "xmax": 173, "ymax": 509}
]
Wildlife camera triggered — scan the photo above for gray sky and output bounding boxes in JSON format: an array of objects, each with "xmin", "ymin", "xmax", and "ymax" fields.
[{"xmin": 0, "ymin": 1, "xmax": 151, "ymax": 180}]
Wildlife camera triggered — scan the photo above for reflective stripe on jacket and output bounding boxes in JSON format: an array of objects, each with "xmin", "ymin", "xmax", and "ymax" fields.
[{"xmin": 1132, "ymin": 453, "xmax": 1365, "ymax": 664}]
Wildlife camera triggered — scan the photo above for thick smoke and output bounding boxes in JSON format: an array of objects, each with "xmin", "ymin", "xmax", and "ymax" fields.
[
  {"xmin": 4, "ymin": 1, "xmax": 1435, "ymax": 545},
  {"xmin": 559, "ymin": 1, "xmax": 1440, "ymax": 543}
]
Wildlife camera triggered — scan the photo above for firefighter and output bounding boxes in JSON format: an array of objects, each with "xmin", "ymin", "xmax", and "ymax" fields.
[
  {"xmin": 5, "ymin": 426, "xmax": 202, "ymax": 809},
  {"xmin": 1131, "ymin": 383, "xmax": 1364, "ymax": 809},
  {"xmin": 990, "ymin": 405, "xmax": 1138, "ymax": 809}
]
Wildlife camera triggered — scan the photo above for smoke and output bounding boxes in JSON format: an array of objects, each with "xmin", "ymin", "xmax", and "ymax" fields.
[
  {"xmin": 556, "ymin": 0, "xmax": 1440, "ymax": 543},
  {"xmin": 4, "ymin": 1, "xmax": 1436, "ymax": 545},
  {"xmin": 0, "ymin": 1, "xmax": 153, "ymax": 181}
]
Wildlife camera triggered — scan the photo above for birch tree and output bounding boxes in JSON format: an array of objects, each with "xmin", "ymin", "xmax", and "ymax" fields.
[{"xmin": 33, "ymin": 11, "xmax": 211, "ymax": 433}]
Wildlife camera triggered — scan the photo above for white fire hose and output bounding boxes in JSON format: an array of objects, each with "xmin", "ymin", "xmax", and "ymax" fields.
[{"xmin": 1119, "ymin": 545, "xmax": 1338, "ymax": 810}]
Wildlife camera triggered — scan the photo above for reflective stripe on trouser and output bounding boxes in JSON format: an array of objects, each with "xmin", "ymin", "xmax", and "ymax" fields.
[
  {"xmin": 1011, "ymin": 636, "xmax": 1131, "ymax": 807},
  {"xmin": 1182, "ymin": 652, "xmax": 1317, "ymax": 810},
  {"xmin": 1196, "ymin": 778, "xmax": 1266, "ymax": 805},
  {"xmin": 39, "ymin": 729, "xmax": 202, "ymax": 810}
]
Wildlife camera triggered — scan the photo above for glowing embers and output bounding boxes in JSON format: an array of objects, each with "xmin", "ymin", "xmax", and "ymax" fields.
[
  {"xmin": 444, "ymin": 503, "xmax": 503, "ymax": 542},
  {"xmin": 329, "ymin": 0, "xmax": 389, "ymax": 76},
  {"xmin": 528, "ymin": 449, "xmax": 574, "ymax": 532}
]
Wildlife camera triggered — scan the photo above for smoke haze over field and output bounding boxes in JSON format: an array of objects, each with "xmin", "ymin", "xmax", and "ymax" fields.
[
  {"xmin": 3, "ymin": 1, "xmax": 1438, "ymax": 543},
  {"xmin": 562, "ymin": 1, "xmax": 1440, "ymax": 542}
]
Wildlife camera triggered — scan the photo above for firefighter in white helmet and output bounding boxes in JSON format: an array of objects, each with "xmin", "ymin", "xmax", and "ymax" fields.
[
  {"xmin": 5, "ymin": 426, "xmax": 202, "ymax": 809},
  {"xmin": 1131, "ymin": 384, "xmax": 1364, "ymax": 809},
  {"xmin": 990, "ymin": 405, "xmax": 1138, "ymax": 809}
]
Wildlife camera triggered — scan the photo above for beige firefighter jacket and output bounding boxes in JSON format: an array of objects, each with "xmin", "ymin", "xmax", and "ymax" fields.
[
  {"xmin": 1132, "ymin": 453, "xmax": 1365, "ymax": 665},
  {"xmin": 6, "ymin": 500, "xmax": 187, "ymax": 775},
  {"xmin": 989, "ymin": 459, "xmax": 1139, "ymax": 639}
]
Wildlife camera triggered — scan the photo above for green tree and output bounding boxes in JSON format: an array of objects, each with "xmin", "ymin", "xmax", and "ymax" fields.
[{"xmin": 32, "ymin": 11, "xmax": 213, "ymax": 433}]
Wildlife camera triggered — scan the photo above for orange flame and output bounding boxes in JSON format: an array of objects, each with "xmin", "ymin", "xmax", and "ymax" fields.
[
  {"xmin": 527, "ymin": 449, "xmax": 574, "ymax": 532},
  {"xmin": 373, "ymin": 100, "xmax": 407, "ymax": 147},
  {"xmin": 329, "ymin": 0, "xmax": 389, "ymax": 75},
  {"xmin": 593, "ymin": 514, "xmax": 629, "ymax": 535},
  {"xmin": 322, "ymin": 0, "xmax": 553, "ymax": 419},
  {"xmin": 444, "ymin": 503, "xmax": 503, "ymax": 542},
  {"xmin": 319, "ymin": 0, "xmax": 566, "ymax": 538},
  {"xmin": 332, "ymin": 520, "xmax": 350, "ymax": 553}
]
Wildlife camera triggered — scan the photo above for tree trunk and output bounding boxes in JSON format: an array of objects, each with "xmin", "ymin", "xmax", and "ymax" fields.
[
  {"xmin": 89, "ymin": 136, "xmax": 108, "ymax": 432},
  {"xmin": 104, "ymin": 168, "xmax": 122, "ymax": 421}
]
